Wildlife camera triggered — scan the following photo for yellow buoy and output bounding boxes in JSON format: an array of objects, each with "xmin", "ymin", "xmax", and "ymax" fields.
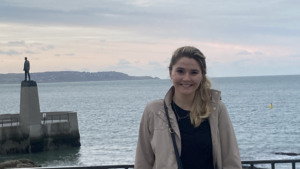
[{"xmin": 269, "ymin": 103, "xmax": 273, "ymax": 109}]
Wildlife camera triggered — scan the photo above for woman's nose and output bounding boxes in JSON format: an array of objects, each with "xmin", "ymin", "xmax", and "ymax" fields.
[{"xmin": 182, "ymin": 73, "xmax": 191, "ymax": 80}]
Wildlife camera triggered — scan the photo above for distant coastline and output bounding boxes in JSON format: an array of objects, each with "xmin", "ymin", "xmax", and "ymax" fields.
[{"xmin": 0, "ymin": 71, "xmax": 160, "ymax": 84}]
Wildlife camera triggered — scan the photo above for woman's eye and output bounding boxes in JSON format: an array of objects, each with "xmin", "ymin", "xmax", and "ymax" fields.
[
  {"xmin": 177, "ymin": 70, "xmax": 184, "ymax": 74},
  {"xmin": 191, "ymin": 71, "xmax": 198, "ymax": 75}
]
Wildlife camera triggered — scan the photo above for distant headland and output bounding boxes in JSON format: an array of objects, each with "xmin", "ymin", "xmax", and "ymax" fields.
[{"xmin": 0, "ymin": 71, "xmax": 160, "ymax": 84}]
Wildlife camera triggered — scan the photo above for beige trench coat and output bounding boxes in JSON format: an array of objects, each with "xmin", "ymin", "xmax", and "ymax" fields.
[{"xmin": 135, "ymin": 86, "xmax": 242, "ymax": 169}]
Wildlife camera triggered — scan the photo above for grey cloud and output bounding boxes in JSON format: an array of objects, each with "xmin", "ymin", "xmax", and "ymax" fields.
[
  {"xmin": 289, "ymin": 54, "xmax": 300, "ymax": 57},
  {"xmin": 0, "ymin": 1, "xmax": 297, "ymax": 29},
  {"xmin": 0, "ymin": 0, "xmax": 299, "ymax": 46},
  {"xmin": 64, "ymin": 53, "xmax": 75, "ymax": 56},
  {"xmin": 163, "ymin": 58, "xmax": 171, "ymax": 63},
  {"xmin": 107, "ymin": 64, "xmax": 133, "ymax": 70},
  {"xmin": 7, "ymin": 41, "xmax": 26, "ymax": 46},
  {"xmin": 236, "ymin": 50, "xmax": 252, "ymax": 55},
  {"xmin": 25, "ymin": 50, "xmax": 36, "ymax": 54},
  {"xmin": 254, "ymin": 51, "xmax": 263, "ymax": 55},
  {"xmin": 54, "ymin": 54, "xmax": 60, "ymax": 56},
  {"xmin": 0, "ymin": 49, "xmax": 22, "ymax": 56},
  {"xmin": 30, "ymin": 43, "xmax": 43, "ymax": 46},
  {"xmin": 40, "ymin": 45, "xmax": 54, "ymax": 51},
  {"xmin": 210, "ymin": 56, "xmax": 300, "ymax": 77},
  {"xmin": 118, "ymin": 59, "xmax": 131, "ymax": 65},
  {"xmin": 148, "ymin": 61, "xmax": 161, "ymax": 67},
  {"xmin": 106, "ymin": 59, "xmax": 133, "ymax": 70}
]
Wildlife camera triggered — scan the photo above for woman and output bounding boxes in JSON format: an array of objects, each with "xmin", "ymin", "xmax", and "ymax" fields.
[{"xmin": 135, "ymin": 46, "xmax": 242, "ymax": 169}]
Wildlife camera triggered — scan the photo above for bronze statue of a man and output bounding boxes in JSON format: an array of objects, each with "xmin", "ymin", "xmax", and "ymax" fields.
[{"xmin": 23, "ymin": 57, "xmax": 30, "ymax": 81}]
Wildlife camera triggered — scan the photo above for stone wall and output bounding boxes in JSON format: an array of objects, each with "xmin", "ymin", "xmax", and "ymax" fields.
[{"xmin": 0, "ymin": 126, "xmax": 30, "ymax": 154}]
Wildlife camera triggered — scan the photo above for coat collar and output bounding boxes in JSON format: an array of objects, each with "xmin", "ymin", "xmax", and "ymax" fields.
[
  {"xmin": 160, "ymin": 86, "xmax": 221, "ymax": 121},
  {"xmin": 162, "ymin": 86, "xmax": 177, "ymax": 121}
]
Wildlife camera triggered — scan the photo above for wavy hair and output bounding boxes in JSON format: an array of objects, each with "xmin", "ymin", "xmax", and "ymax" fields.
[{"xmin": 169, "ymin": 46, "xmax": 212, "ymax": 127}]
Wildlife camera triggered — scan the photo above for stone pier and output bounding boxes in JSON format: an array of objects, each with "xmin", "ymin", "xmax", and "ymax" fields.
[{"xmin": 0, "ymin": 81, "xmax": 81, "ymax": 154}]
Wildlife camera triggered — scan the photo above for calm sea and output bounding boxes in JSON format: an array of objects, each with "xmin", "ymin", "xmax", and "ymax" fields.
[{"xmin": 1, "ymin": 75, "xmax": 300, "ymax": 168}]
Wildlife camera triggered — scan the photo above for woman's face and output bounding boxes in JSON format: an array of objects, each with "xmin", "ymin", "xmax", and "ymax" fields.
[{"xmin": 170, "ymin": 57, "xmax": 203, "ymax": 97}]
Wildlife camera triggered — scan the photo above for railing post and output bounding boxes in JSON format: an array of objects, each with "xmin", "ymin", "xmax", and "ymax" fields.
[
  {"xmin": 11, "ymin": 118, "xmax": 12, "ymax": 126},
  {"xmin": 51, "ymin": 115, "xmax": 53, "ymax": 123},
  {"xmin": 250, "ymin": 163, "xmax": 254, "ymax": 169},
  {"xmin": 271, "ymin": 162, "xmax": 275, "ymax": 169},
  {"xmin": 292, "ymin": 162, "xmax": 295, "ymax": 169}
]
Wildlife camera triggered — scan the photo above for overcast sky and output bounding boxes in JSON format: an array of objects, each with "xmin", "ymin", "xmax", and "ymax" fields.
[{"xmin": 0, "ymin": 0, "xmax": 299, "ymax": 79}]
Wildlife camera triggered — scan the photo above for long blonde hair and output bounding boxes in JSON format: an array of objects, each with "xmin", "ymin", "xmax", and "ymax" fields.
[{"xmin": 169, "ymin": 46, "xmax": 212, "ymax": 127}]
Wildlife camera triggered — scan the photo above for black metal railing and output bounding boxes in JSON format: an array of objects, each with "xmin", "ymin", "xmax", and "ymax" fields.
[
  {"xmin": 0, "ymin": 118, "xmax": 19, "ymax": 127},
  {"xmin": 242, "ymin": 159, "xmax": 300, "ymax": 169},
  {"xmin": 31, "ymin": 159, "xmax": 300, "ymax": 169},
  {"xmin": 36, "ymin": 165, "xmax": 134, "ymax": 169},
  {"xmin": 42, "ymin": 114, "xmax": 69, "ymax": 124}
]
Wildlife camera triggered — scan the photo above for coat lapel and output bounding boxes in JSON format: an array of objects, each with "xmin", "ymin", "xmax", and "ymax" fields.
[
  {"xmin": 208, "ymin": 102, "xmax": 218, "ymax": 169},
  {"xmin": 162, "ymin": 87, "xmax": 181, "ymax": 140},
  {"xmin": 209, "ymin": 89, "xmax": 221, "ymax": 169}
]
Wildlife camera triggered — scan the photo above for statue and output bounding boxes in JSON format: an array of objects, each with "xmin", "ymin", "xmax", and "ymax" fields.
[{"xmin": 23, "ymin": 57, "xmax": 30, "ymax": 81}]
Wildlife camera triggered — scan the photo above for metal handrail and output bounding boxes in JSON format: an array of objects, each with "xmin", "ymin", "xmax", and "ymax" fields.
[
  {"xmin": 242, "ymin": 159, "xmax": 300, "ymax": 169},
  {"xmin": 25, "ymin": 159, "xmax": 300, "ymax": 169},
  {"xmin": 42, "ymin": 113, "xmax": 69, "ymax": 124},
  {"xmin": 0, "ymin": 118, "xmax": 19, "ymax": 127},
  {"xmin": 35, "ymin": 165, "xmax": 134, "ymax": 169}
]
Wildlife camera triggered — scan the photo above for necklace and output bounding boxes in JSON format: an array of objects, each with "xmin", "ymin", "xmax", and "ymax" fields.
[{"xmin": 172, "ymin": 101, "xmax": 190, "ymax": 121}]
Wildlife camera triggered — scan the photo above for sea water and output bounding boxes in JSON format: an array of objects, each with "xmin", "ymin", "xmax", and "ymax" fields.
[{"xmin": 0, "ymin": 75, "xmax": 300, "ymax": 168}]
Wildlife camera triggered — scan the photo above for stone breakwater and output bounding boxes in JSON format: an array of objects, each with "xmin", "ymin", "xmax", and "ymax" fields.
[
  {"xmin": 0, "ymin": 126, "xmax": 80, "ymax": 154},
  {"xmin": 0, "ymin": 81, "xmax": 81, "ymax": 154},
  {"xmin": 0, "ymin": 159, "xmax": 41, "ymax": 169}
]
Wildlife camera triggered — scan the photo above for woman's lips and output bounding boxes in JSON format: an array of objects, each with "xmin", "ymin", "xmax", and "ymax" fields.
[{"xmin": 181, "ymin": 84, "xmax": 192, "ymax": 87}]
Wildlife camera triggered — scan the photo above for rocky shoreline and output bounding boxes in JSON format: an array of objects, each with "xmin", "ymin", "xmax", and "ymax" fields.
[{"xmin": 0, "ymin": 159, "xmax": 41, "ymax": 169}]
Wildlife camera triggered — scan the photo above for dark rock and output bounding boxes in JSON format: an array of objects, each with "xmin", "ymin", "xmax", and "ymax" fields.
[
  {"xmin": 0, "ymin": 159, "xmax": 41, "ymax": 169},
  {"xmin": 275, "ymin": 152, "xmax": 300, "ymax": 156}
]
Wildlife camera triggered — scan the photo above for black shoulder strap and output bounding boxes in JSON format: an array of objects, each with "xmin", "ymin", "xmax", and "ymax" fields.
[{"xmin": 164, "ymin": 101, "xmax": 183, "ymax": 169}]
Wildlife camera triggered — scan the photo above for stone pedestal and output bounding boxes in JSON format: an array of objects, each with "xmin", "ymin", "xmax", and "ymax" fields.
[{"xmin": 20, "ymin": 81, "xmax": 41, "ymax": 127}]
